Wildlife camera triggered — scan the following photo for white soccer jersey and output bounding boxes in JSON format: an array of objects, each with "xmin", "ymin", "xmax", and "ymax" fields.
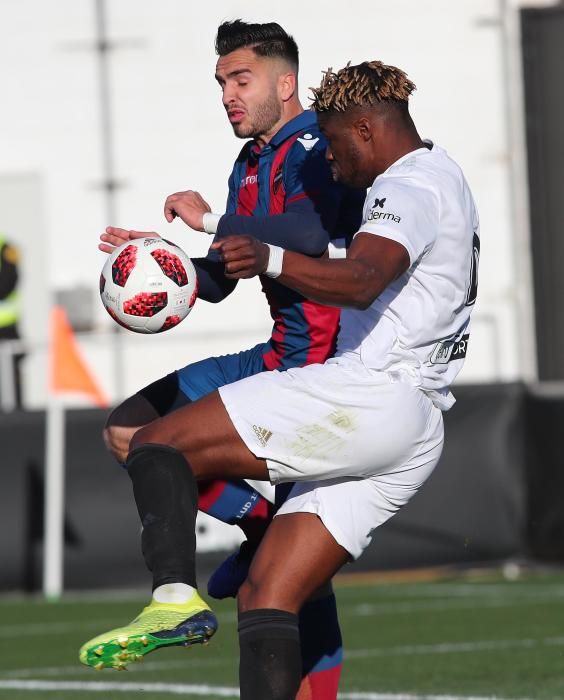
[{"xmin": 336, "ymin": 143, "xmax": 480, "ymax": 410}]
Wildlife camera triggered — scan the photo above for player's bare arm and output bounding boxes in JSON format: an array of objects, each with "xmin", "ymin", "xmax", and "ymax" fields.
[
  {"xmin": 164, "ymin": 190, "xmax": 211, "ymax": 230},
  {"xmin": 213, "ymin": 231, "xmax": 410, "ymax": 309}
]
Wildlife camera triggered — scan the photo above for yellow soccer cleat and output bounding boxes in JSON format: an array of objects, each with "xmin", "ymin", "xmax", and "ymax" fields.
[{"xmin": 79, "ymin": 592, "xmax": 217, "ymax": 670}]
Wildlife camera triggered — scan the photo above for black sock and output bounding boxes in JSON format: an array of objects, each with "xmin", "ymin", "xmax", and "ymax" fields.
[
  {"xmin": 238, "ymin": 609, "xmax": 301, "ymax": 700},
  {"xmin": 126, "ymin": 444, "xmax": 198, "ymax": 590}
]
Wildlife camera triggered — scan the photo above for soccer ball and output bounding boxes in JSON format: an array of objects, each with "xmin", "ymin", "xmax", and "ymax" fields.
[{"xmin": 99, "ymin": 237, "xmax": 198, "ymax": 333}]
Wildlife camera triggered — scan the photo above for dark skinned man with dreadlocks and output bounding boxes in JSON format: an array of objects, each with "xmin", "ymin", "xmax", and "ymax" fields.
[{"xmin": 80, "ymin": 60, "xmax": 480, "ymax": 700}]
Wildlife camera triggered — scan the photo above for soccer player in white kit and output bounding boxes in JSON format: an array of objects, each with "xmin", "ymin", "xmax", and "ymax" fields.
[{"xmin": 80, "ymin": 60, "xmax": 480, "ymax": 700}]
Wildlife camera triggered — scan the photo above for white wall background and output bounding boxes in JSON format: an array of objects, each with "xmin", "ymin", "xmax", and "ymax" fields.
[{"xmin": 0, "ymin": 0, "xmax": 552, "ymax": 407}]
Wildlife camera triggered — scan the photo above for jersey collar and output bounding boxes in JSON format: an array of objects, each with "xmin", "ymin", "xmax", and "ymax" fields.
[
  {"xmin": 270, "ymin": 110, "xmax": 317, "ymax": 147},
  {"xmin": 384, "ymin": 141, "xmax": 435, "ymax": 171},
  {"xmin": 250, "ymin": 111, "xmax": 317, "ymax": 158}
]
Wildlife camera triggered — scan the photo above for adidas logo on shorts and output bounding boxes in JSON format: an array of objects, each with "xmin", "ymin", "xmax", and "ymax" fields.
[{"xmin": 252, "ymin": 425, "xmax": 273, "ymax": 447}]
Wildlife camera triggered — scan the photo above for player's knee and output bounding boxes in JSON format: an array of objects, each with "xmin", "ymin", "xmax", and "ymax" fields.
[
  {"xmin": 105, "ymin": 394, "xmax": 161, "ymax": 463},
  {"xmin": 104, "ymin": 403, "xmax": 150, "ymax": 464},
  {"xmin": 128, "ymin": 415, "xmax": 190, "ymax": 457},
  {"xmin": 237, "ymin": 577, "xmax": 258, "ymax": 612},
  {"xmin": 238, "ymin": 571, "xmax": 294, "ymax": 613},
  {"xmin": 103, "ymin": 418, "xmax": 131, "ymax": 465},
  {"xmin": 129, "ymin": 422, "xmax": 164, "ymax": 454}
]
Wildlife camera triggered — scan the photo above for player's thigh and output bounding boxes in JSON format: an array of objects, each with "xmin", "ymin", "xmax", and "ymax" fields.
[
  {"xmin": 238, "ymin": 512, "xmax": 350, "ymax": 613},
  {"xmin": 131, "ymin": 390, "xmax": 270, "ymax": 481}
]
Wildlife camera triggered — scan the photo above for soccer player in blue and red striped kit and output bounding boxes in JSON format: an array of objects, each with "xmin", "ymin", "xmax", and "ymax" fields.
[{"xmin": 95, "ymin": 20, "xmax": 364, "ymax": 697}]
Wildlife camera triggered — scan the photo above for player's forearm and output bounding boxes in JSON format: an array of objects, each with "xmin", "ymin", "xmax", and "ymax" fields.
[
  {"xmin": 276, "ymin": 251, "xmax": 386, "ymax": 310},
  {"xmin": 192, "ymin": 257, "xmax": 237, "ymax": 303},
  {"xmin": 216, "ymin": 212, "xmax": 328, "ymax": 256},
  {"xmin": 216, "ymin": 233, "xmax": 408, "ymax": 306}
]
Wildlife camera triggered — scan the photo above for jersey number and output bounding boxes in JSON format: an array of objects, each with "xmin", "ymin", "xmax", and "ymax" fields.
[{"xmin": 465, "ymin": 232, "xmax": 480, "ymax": 306}]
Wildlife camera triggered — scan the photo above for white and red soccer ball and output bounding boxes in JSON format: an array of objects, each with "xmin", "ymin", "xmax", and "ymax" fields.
[{"xmin": 100, "ymin": 237, "xmax": 198, "ymax": 333}]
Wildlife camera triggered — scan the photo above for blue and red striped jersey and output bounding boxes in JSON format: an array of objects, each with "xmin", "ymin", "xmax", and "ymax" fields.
[{"xmin": 223, "ymin": 110, "xmax": 363, "ymax": 371}]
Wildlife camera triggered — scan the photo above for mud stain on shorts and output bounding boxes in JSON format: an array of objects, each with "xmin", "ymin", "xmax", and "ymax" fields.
[{"xmin": 289, "ymin": 409, "xmax": 357, "ymax": 463}]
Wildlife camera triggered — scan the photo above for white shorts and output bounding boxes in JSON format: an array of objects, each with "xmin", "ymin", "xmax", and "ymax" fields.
[{"xmin": 218, "ymin": 358, "xmax": 444, "ymax": 558}]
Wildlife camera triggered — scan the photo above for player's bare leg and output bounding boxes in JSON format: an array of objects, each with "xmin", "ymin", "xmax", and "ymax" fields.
[
  {"xmin": 129, "ymin": 390, "xmax": 270, "ymax": 481},
  {"xmin": 239, "ymin": 513, "xmax": 348, "ymax": 612},
  {"xmin": 237, "ymin": 512, "xmax": 350, "ymax": 699}
]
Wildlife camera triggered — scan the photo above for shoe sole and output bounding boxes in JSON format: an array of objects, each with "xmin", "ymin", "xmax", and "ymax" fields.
[{"xmin": 81, "ymin": 610, "xmax": 218, "ymax": 670}]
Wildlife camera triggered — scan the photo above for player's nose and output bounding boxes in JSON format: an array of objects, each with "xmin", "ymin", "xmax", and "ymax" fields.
[{"xmin": 222, "ymin": 85, "xmax": 237, "ymax": 107}]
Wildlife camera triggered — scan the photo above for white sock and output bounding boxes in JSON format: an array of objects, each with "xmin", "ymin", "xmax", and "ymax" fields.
[{"xmin": 153, "ymin": 583, "xmax": 196, "ymax": 604}]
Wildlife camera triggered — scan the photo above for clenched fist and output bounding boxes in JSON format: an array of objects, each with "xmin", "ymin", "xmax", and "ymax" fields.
[{"xmin": 211, "ymin": 236, "xmax": 270, "ymax": 279}]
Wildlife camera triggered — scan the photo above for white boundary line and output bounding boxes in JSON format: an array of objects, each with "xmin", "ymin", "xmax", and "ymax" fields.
[
  {"xmin": 0, "ymin": 680, "xmax": 238, "ymax": 696},
  {"xmin": 0, "ymin": 680, "xmax": 536, "ymax": 699}
]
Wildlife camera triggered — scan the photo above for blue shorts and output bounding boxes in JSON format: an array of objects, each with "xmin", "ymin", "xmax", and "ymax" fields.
[{"xmin": 177, "ymin": 342, "xmax": 268, "ymax": 401}]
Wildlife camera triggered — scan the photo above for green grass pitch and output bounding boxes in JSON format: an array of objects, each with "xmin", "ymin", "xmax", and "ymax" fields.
[{"xmin": 0, "ymin": 570, "xmax": 563, "ymax": 699}]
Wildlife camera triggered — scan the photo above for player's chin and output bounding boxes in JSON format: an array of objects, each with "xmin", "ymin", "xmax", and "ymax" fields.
[
  {"xmin": 231, "ymin": 122, "xmax": 253, "ymax": 139},
  {"xmin": 332, "ymin": 169, "xmax": 350, "ymax": 185},
  {"xmin": 330, "ymin": 164, "xmax": 343, "ymax": 183},
  {"xmin": 334, "ymin": 167, "xmax": 363, "ymax": 188}
]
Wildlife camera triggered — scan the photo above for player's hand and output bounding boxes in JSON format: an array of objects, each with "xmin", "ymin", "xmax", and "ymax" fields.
[
  {"xmin": 98, "ymin": 227, "xmax": 160, "ymax": 254},
  {"xmin": 211, "ymin": 236, "xmax": 269, "ymax": 279},
  {"xmin": 164, "ymin": 190, "xmax": 211, "ymax": 231}
]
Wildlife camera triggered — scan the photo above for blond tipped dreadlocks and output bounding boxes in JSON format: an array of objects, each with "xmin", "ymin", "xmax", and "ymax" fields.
[{"xmin": 310, "ymin": 61, "xmax": 416, "ymax": 112}]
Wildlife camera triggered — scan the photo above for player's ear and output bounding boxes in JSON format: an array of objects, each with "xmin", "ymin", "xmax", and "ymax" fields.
[
  {"xmin": 355, "ymin": 116, "xmax": 372, "ymax": 142},
  {"xmin": 278, "ymin": 71, "xmax": 297, "ymax": 103}
]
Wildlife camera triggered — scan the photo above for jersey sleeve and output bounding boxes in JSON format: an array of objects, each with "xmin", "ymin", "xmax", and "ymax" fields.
[
  {"xmin": 214, "ymin": 198, "xmax": 330, "ymax": 256},
  {"xmin": 192, "ymin": 255, "xmax": 237, "ymax": 304},
  {"xmin": 357, "ymin": 176, "xmax": 439, "ymax": 264},
  {"xmin": 283, "ymin": 133, "xmax": 334, "ymax": 205}
]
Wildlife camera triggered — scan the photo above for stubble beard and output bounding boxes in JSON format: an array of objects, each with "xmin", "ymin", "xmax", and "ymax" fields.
[{"xmin": 232, "ymin": 90, "xmax": 283, "ymax": 141}]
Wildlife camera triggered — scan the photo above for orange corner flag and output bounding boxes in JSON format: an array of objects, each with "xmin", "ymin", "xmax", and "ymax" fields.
[{"xmin": 49, "ymin": 306, "xmax": 108, "ymax": 407}]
